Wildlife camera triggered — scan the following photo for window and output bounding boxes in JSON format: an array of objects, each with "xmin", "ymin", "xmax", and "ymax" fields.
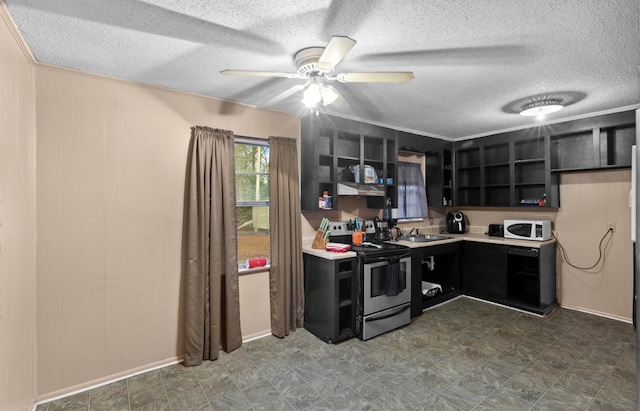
[
  {"xmin": 397, "ymin": 159, "xmax": 429, "ymax": 220},
  {"xmin": 235, "ymin": 138, "xmax": 270, "ymax": 268}
]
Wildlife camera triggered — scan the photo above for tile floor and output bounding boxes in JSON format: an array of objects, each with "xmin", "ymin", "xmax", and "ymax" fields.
[{"xmin": 36, "ymin": 297, "xmax": 636, "ymax": 410}]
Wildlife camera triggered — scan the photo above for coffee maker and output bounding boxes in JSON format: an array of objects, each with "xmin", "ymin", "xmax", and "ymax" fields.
[{"xmin": 373, "ymin": 216, "xmax": 392, "ymax": 241}]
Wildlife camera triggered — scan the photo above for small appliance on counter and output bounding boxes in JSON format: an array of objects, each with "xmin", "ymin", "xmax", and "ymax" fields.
[
  {"xmin": 488, "ymin": 224, "xmax": 504, "ymax": 237},
  {"xmin": 373, "ymin": 216, "xmax": 392, "ymax": 241},
  {"xmin": 504, "ymin": 219, "xmax": 552, "ymax": 241},
  {"xmin": 445, "ymin": 211, "xmax": 467, "ymax": 234}
]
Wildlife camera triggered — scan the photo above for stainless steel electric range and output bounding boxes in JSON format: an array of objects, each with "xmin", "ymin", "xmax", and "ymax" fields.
[{"xmin": 327, "ymin": 221, "xmax": 411, "ymax": 340}]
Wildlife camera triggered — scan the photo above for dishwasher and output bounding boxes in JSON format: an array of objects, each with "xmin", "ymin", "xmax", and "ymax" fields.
[{"xmin": 506, "ymin": 246, "xmax": 541, "ymax": 308}]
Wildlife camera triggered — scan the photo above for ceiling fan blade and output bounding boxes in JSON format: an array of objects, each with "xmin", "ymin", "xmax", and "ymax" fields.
[
  {"xmin": 357, "ymin": 45, "xmax": 531, "ymax": 66},
  {"xmin": 337, "ymin": 72, "xmax": 414, "ymax": 83},
  {"xmin": 317, "ymin": 36, "xmax": 357, "ymax": 71},
  {"xmin": 221, "ymin": 70, "xmax": 299, "ymax": 78},
  {"xmin": 257, "ymin": 83, "xmax": 307, "ymax": 109}
]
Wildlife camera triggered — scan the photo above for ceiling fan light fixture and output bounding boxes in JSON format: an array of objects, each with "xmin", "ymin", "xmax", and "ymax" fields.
[
  {"xmin": 302, "ymin": 76, "xmax": 339, "ymax": 108},
  {"xmin": 519, "ymin": 99, "xmax": 564, "ymax": 118},
  {"xmin": 301, "ymin": 83, "xmax": 322, "ymax": 108},
  {"xmin": 223, "ymin": 36, "xmax": 413, "ymax": 110},
  {"xmin": 320, "ymin": 85, "xmax": 338, "ymax": 106}
]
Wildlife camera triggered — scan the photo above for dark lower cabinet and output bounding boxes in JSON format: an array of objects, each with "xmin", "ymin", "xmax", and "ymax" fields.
[
  {"xmin": 462, "ymin": 242, "xmax": 508, "ymax": 302},
  {"xmin": 462, "ymin": 241, "xmax": 557, "ymax": 315},
  {"xmin": 303, "ymin": 254, "xmax": 356, "ymax": 343},
  {"xmin": 410, "ymin": 242, "xmax": 461, "ymax": 317},
  {"xmin": 506, "ymin": 244, "xmax": 557, "ymax": 315}
]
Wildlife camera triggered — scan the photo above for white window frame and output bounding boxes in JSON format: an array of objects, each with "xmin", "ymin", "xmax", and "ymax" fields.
[{"xmin": 235, "ymin": 137, "xmax": 270, "ymax": 272}]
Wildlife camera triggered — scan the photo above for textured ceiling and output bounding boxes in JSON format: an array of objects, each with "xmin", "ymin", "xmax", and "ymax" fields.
[{"xmin": 4, "ymin": 0, "xmax": 640, "ymax": 139}]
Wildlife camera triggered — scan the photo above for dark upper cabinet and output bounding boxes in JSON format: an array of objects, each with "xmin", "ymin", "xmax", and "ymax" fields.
[
  {"xmin": 302, "ymin": 110, "xmax": 635, "ymax": 210},
  {"xmin": 453, "ymin": 110, "xmax": 635, "ymax": 208},
  {"xmin": 549, "ymin": 110, "xmax": 636, "ymax": 171},
  {"xmin": 301, "ymin": 113, "xmax": 398, "ymax": 211},
  {"xmin": 455, "ymin": 131, "xmax": 558, "ymax": 208}
]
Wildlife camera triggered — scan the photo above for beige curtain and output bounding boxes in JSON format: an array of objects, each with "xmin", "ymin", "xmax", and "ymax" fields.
[
  {"xmin": 184, "ymin": 126, "xmax": 242, "ymax": 366},
  {"xmin": 268, "ymin": 136, "xmax": 304, "ymax": 337}
]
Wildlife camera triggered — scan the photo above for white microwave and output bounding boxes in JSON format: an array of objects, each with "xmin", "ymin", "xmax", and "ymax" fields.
[{"xmin": 503, "ymin": 219, "xmax": 552, "ymax": 241}]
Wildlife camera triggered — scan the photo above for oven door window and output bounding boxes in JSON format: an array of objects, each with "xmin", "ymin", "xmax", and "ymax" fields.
[
  {"xmin": 363, "ymin": 257, "xmax": 411, "ymax": 316},
  {"xmin": 370, "ymin": 261, "xmax": 407, "ymax": 297}
]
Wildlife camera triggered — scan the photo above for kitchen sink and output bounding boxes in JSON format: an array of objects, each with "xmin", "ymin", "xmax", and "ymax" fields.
[{"xmin": 403, "ymin": 234, "xmax": 451, "ymax": 242}]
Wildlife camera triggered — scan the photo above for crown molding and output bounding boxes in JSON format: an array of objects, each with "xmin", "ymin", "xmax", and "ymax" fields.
[{"xmin": 0, "ymin": 0, "xmax": 36, "ymax": 65}]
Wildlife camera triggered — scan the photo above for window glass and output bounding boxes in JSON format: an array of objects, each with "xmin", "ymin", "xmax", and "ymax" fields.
[
  {"xmin": 235, "ymin": 141, "xmax": 270, "ymax": 268},
  {"xmin": 397, "ymin": 159, "xmax": 429, "ymax": 220}
]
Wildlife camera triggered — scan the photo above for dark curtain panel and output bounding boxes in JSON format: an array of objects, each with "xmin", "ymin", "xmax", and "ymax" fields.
[
  {"xmin": 184, "ymin": 126, "xmax": 242, "ymax": 366},
  {"xmin": 268, "ymin": 136, "xmax": 304, "ymax": 337},
  {"xmin": 398, "ymin": 162, "xmax": 429, "ymax": 219}
]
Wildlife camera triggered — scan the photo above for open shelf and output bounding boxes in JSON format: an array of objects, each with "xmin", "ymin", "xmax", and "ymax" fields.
[{"xmin": 301, "ymin": 113, "xmax": 399, "ymax": 211}]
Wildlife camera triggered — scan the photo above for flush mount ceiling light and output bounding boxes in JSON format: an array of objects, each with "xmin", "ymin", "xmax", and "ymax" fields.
[{"xmin": 519, "ymin": 99, "xmax": 564, "ymax": 119}]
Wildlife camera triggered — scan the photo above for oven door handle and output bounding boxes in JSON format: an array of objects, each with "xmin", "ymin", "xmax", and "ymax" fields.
[
  {"xmin": 366, "ymin": 304, "xmax": 410, "ymax": 322},
  {"xmin": 365, "ymin": 254, "xmax": 409, "ymax": 264}
]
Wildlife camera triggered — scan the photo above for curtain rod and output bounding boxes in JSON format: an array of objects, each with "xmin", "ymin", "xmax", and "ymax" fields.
[{"xmin": 235, "ymin": 135, "xmax": 268, "ymax": 146}]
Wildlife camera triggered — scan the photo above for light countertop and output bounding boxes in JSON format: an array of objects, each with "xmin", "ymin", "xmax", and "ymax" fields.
[
  {"xmin": 302, "ymin": 246, "xmax": 357, "ymax": 260},
  {"xmin": 303, "ymin": 231, "xmax": 555, "ymax": 260},
  {"xmin": 393, "ymin": 232, "xmax": 556, "ymax": 249}
]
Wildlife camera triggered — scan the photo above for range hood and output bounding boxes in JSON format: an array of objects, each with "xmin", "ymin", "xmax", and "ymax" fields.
[{"xmin": 336, "ymin": 182, "xmax": 385, "ymax": 196}]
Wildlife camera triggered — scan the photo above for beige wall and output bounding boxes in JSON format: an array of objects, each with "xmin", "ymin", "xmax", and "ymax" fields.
[
  {"xmin": 555, "ymin": 170, "xmax": 632, "ymax": 321},
  {"xmin": 35, "ymin": 66, "xmax": 298, "ymax": 398},
  {"xmin": 456, "ymin": 169, "xmax": 632, "ymax": 321},
  {"xmin": 0, "ymin": 6, "xmax": 37, "ymax": 411}
]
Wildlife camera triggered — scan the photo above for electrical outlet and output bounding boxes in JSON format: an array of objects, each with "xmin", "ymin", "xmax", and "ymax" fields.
[{"xmin": 608, "ymin": 223, "xmax": 615, "ymax": 232}]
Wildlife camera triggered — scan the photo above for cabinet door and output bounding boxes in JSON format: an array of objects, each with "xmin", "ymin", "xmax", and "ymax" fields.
[{"xmin": 462, "ymin": 242, "xmax": 508, "ymax": 301}]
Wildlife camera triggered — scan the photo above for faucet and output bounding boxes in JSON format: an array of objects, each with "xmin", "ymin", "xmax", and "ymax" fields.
[{"xmin": 409, "ymin": 227, "xmax": 420, "ymax": 236}]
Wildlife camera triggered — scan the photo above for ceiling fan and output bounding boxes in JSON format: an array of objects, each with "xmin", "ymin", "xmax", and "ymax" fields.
[{"xmin": 221, "ymin": 36, "xmax": 414, "ymax": 110}]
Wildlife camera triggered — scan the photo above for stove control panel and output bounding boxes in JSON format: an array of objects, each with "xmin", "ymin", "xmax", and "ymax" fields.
[{"xmin": 328, "ymin": 220, "xmax": 375, "ymax": 236}]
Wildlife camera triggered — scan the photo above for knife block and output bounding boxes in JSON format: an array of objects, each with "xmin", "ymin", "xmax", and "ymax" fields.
[{"xmin": 311, "ymin": 230, "xmax": 328, "ymax": 249}]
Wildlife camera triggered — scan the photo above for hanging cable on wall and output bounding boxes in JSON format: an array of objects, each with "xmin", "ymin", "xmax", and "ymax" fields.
[{"xmin": 553, "ymin": 228, "xmax": 614, "ymax": 271}]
